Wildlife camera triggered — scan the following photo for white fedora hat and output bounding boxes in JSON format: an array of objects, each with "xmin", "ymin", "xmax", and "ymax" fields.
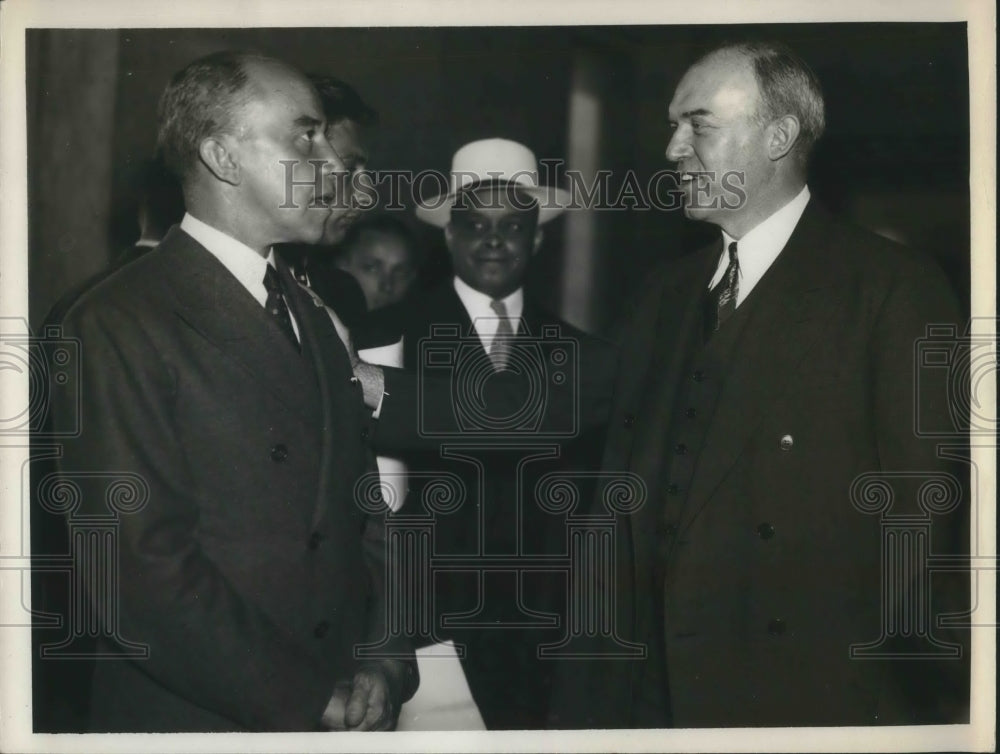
[{"xmin": 415, "ymin": 138, "xmax": 573, "ymax": 228}]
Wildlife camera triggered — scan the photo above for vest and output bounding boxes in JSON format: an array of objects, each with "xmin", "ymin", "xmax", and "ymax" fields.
[{"xmin": 630, "ymin": 284, "xmax": 761, "ymax": 726}]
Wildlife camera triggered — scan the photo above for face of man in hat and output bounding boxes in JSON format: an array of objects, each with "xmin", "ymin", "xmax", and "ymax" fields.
[{"xmin": 445, "ymin": 185, "xmax": 543, "ymax": 300}]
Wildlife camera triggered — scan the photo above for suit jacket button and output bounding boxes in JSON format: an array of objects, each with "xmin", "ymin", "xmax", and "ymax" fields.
[
  {"xmin": 767, "ymin": 618, "xmax": 786, "ymax": 636},
  {"xmin": 270, "ymin": 443, "xmax": 288, "ymax": 462},
  {"xmin": 674, "ymin": 443, "xmax": 687, "ymax": 455},
  {"xmin": 779, "ymin": 434, "xmax": 794, "ymax": 451},
  {"xmin": 692, "ymin": 370, "xmax": 704, "ymax": 382},
  {"xmin": 314, "ymin": 620, "xmax": 330, "ymax": 638},
  {"xmin": 666, "ymin": 483, "xmax": 679, "ymax": 495},
  {"xmin": 308, "ymin": 532, "xmax": 323, "ymax": 550},
  {"xmin": 757, "ymin": 522, "xmax": 775, "ymax": 540},
  {"xmin": 623, "ymin": 413, "xmax": 636, "ymax": 429},
  {"xmin": 685, "ymin": 407, "xmax": 697, "ymax": 419},
  {"xmin": 663, "ymin": 522, "xmax": 678, "ymax": 537},
  {"xmin": 360, "ymin": 427, "xmax": 369, "ymax": 440}
]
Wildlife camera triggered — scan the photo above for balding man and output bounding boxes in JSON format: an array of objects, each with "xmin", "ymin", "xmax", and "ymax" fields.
[
  {"xmin": 548, "ymin": 40, "xmax": 967, "ymax": 728},
  {"xmin": 50, "ymin": 50, "xmax": 415, "ymax": 732}
]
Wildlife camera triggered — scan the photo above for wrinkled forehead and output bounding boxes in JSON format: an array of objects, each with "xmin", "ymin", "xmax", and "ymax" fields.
[
  {"xmin": 669, "ymin": 52, "xmax": 760, "ymax": 119},
  {"xmin": 241, "ymin": 59, "xmax": 323, "ymax": 118}
]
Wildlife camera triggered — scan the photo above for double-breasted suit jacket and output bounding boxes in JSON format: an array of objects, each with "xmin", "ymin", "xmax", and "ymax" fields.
[
  {"xmin": 51, "ymin": 226, "xmax": 410, "ymax": 732},
  {"xmin": 549, "ymin": 202, "xmax": 968, "ymax": 728}
]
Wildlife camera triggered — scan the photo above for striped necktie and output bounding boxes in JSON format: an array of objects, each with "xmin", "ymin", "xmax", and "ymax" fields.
[
  {"xmin": 263, "ymin": 264, "xmax": 300, "ymax": 349},
  {"xmin": 489, "ymin": 298, "xmax": 514, "ymax": 370},
  {"xmin": 705, "ymin": 241, "xmax": 739, "ymax": 337}
]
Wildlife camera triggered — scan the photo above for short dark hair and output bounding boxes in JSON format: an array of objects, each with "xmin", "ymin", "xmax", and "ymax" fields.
[
  {"xmin": 156, "ymin": 50, "xmax": 270, "ymax": 180},
  {"xmin": 308, "ymin": 75, "xmax": 378, "ymax": 129},
  {"xmin": 340, "ymin": 213, "xmax": 421, "ymax": 265},
  {"xmin": 703, "ymin": 40, "xmax": 826, "ymax": 163}
]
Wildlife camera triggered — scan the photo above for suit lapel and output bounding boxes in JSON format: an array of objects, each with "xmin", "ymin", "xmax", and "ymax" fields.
[
  {"xmin": 161, "ymin": 228, "xmax": 319, "ymax": 424},
  {"xmin": 629, "ymin": 246, "xmax": 720, "ymax": 483},
  {"xmin": 277, "ymin": 258, "xmax": 362, "ymax": 530},
  {"xmin": 680, "ymin": 203, "xmax": 850, "ymax": 531},
  {"xmin": 625, "ymin": 247, "xmax": 719, "ymax": 579}
]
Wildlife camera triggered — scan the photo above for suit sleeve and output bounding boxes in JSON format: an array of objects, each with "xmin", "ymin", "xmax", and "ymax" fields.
[
  {"xmin": 359, "ymin": 509, "xmax": 419, "ymax": 702},
  {"xmin": 870, "ymin": 259, "xmax": 970, "ymax": 722},
  {"xmin": 54, "ymin": 302, "xmax": 336, "ymax": 731}
]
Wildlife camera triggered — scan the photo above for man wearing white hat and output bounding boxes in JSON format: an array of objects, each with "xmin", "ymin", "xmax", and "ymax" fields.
[{"xmin": 358, "ymin": 138, "xmax": 614, "ymax": 729}]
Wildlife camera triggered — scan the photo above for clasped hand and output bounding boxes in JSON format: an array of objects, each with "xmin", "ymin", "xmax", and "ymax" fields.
[{"xmin": 321, "ymin": 661, "xmax": 405, "ymax": 731}]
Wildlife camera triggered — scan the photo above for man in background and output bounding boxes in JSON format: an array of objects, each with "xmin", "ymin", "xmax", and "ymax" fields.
[
  {"xmin": 334, "ymin": 213, "xmax": 422, "ymax": 312},
  {"xmin": 280, "ymin": 74, "xmax": 377, "ymax": 329},
  {"xmin": 48, "ymin": 50, "xmax": 415, "ymax": 732},
  {"xmin": 360, "ymin": 138, "xmax": 616, "ymax": 729}
]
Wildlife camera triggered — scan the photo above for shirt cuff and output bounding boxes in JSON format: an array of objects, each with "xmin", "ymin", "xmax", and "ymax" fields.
[{"xmin": 372, "ymin": 389, "xmax": 385, "ymax": 419}]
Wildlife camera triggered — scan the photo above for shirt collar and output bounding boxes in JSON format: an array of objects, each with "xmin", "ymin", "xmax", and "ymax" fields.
[
  {"xmin": 452, "ymin": 275, "xmax": 524, "ymax": 340},
  {"xmin": 180, "ymin": 213, "xmax": 274, "ymax": 308},
  {"xmin": 713, "ymin": 185, "xmax": 811, "ymax": 301}
]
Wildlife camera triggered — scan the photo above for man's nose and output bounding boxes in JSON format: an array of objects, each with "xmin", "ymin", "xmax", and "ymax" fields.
[
  {"xmin": 314, "ymin": 134, "xmax": 348, "ymax": 177},
  {"xmin": 665, "ymin": 127, "xmax": 691, "ymax": 163},
  {"xmin": 483, "ymin": 230, "xmax": 504, "ymax": 249}
]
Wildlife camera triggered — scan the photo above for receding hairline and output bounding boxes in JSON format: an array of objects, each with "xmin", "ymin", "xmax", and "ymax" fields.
[
  {"xmin": 221, "ymin": 57, "xmax": 323, "ymax": 138},
  {"xmin": 678, "ymin": 48, "xmax": 765, "ymax": 112}
]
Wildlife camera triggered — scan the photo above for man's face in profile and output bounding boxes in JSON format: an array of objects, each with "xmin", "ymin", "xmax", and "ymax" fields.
[
  {"xmin": 232, "ymin": 61, "xmax": 344, "ymax": 245},
  {"xmin": 665, "ymin": 52, "xmax": 772, "ymax": 233},
  {"xmin": 445, "ymin": 186, "xmax": 541, "ymax": 300},
  {"xmin": 320, "ymin": 118, "xmax": 371, "ymax": 245}
]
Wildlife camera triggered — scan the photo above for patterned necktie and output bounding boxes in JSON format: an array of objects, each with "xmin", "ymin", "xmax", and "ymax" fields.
[
  {"xmin": 489, "ymin": 298, "xmax": 515, "ymax": 370},
  {"xmin": 263, "ymin": 264, "xmax": 299, "ymax": 349},
  {"xmin": 706, "ymin": 241, "xmax": 739, "ymax": 337}
]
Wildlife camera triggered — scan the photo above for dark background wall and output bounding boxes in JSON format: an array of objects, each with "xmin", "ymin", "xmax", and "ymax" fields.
[{"xmin": 27, "ymin": 23, "xmax": 969, "ymax": 332}]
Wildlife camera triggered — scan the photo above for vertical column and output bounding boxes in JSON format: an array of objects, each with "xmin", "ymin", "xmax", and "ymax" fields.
[
  {"xmin": 42, "ymin": 515, "xmax": 147, "ymax": 658},
  {"xmin": 540, "ymin": 517, "xmax": 643, "ymax": 658},
  {"xmin": 356, "ymin": 517, "xmax": 445, "ymax": 658}
]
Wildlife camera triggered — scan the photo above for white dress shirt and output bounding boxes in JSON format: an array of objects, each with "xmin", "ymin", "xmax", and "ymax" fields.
[
  {"xmin": 709, "ymin": 185, "xmax": 811, "ymax": 307},
  {"xmin": 180, "ymin": 213, "xmax": 300, "ymax": 340},
  {"xmin": 452, "ymin": 276, "xmax": 523, "ymax": 351}
]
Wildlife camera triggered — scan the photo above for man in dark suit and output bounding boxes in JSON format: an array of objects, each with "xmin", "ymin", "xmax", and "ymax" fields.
[
  {"xmin": 357, "ymin": 138, "xmax": 615, "ymax": 729},
  {"xmin": 547, "ymin": 41, "xmax": 969, "ymax": 728},
  {"xmin": 47, "ymin": 50, "xmax": 415, "ymax": 732}
]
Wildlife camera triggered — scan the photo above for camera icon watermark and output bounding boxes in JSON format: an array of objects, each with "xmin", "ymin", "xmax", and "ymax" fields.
[
  {"xmin": 416, "ymin": 321, "xmax": 579, "ymax": 440},
  {"xmin": 914, "ymin": 318, "xmax": 997, "ymax": 438},
  {"xmin": 0, "ymin": 319, "xmax": 80, "ymax": 438}
]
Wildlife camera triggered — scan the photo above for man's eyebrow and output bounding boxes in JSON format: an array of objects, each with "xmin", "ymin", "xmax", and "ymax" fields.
[
  {"xmin": 293, "ymin": 115, "xmax": 324, "ymax": 129},
  {"xmin": 681, "ymin": 108, "xmax": 714, "ymax": 119}
]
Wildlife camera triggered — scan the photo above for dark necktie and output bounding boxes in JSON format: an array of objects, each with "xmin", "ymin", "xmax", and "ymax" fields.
[
  {"xmin": 705, "ymin": 241, "xmax": 739, "ymax": 337},
  {"xmin": 489, "ymin": 299, "xmax": 514, "ymax": 370},
  {"xmin": 263, "ymin": 263, "xmax": 299, "ymax": 349}
]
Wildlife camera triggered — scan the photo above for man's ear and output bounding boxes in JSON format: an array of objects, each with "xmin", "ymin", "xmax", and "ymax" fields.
[
  {"xmin": 767, "ymin": 115, "xmax": 801, "ymax": 161},
  {"xmin": 198, "ymin": 136, "xmax": 241, "ymax": 186},
  {"xmin": 532, "ymin": 227, "xmax": 544, "ymax": 255},
  {"xmin": 444, "ymin": 223, "xmax": 454, "ymax": 247}
]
